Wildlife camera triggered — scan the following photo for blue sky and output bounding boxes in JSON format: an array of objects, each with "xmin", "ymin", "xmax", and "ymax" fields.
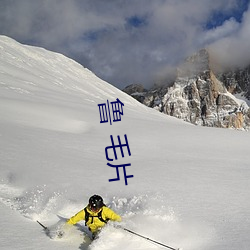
[
  {"xmin": 205, "ymin": 0, "xmax": 249, "ymax": 28},
  {"xmin": 0, "ymin": 0, "xmax": 249, "ymax": 89}
]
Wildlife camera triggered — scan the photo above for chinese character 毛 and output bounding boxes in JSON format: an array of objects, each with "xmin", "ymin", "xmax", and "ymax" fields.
[{"xmin": 105, "ymin": 134, "xmax": 131, "ymax": 161}]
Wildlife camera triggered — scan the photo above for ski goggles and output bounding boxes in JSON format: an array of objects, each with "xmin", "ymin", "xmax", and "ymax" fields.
[{"xmin": 89, "ymin": 205, "xmax": 101, "ymax": 212}]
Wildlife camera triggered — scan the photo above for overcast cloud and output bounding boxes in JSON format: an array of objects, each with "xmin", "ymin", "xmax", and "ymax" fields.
[{"xmin": 0, "ymin": 0, "xmax": 249, "ymax": 89}]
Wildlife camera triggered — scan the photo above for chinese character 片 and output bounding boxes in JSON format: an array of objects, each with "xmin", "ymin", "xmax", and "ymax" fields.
[{"xmin": 108, "ymin": 163, "xmax": 133, "ymax": 186}]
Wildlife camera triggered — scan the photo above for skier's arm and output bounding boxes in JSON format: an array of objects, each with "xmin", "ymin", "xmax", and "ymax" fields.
[
  {"xmin": 104, "ymin": 207, "xmax": 122, "ymax": 222},
  {"xmin": 67, "ymin": 209, "xmax": 85, "ymax": 225}
]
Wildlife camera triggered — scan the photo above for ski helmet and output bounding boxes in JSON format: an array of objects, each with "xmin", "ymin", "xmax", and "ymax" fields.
[{"xmin": 89, "ymin": 195, "xmax": 104, "ymax": 210}]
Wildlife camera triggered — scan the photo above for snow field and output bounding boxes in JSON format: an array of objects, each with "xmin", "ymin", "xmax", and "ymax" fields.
[{"xmin": 0, "ymin": 36, "xmax": 250, "ymax": 250}]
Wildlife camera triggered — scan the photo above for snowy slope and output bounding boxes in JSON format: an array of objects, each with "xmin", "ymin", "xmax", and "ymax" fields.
[{"xmin": 0, "ymin": 36, "xmax": 250, "ymax": 250}]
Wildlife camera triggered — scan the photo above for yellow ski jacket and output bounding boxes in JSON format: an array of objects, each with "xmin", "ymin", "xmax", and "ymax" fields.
[{"xmin": 67, "ymin": 206, "xmax": 121, "ymax": 233}]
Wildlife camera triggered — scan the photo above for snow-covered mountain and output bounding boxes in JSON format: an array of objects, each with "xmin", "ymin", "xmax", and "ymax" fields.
[
  {"xmin": 0, "ymin": 36, "xmax": 250, "ymax": 250},
  {"xmin": 124, "ymin": 49, "xmax": 250, "ymax": 130},
  {"xmin": 217, "ymin": 65, "xmax": 250, "ymax": 100}
]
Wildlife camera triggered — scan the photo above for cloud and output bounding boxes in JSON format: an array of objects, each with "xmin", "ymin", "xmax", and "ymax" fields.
[
  {"xmin": 209, "ymin": 4, "xmax": 250, "ymax": 69},
  {"xmin": 0, "ymin": 0, "xmax": 249, "ymax": 89},
  {"xmin": 200, "ymin": 18, "xmax": 240, "ymax": 45}
]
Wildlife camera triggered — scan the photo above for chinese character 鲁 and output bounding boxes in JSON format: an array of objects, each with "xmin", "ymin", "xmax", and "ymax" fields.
[{"xmin": 98, "ymin": 98, "xmax": 124, "ymax": 125}]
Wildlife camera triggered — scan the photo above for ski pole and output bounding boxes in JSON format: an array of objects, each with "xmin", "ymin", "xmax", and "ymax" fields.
[
  {"xmin": 122, "ymin": 227, "xmax": 180, "ymax": 250},
  {"xmin": 37, "ymin": 220, "xmax": 48, "ymax": 231}
]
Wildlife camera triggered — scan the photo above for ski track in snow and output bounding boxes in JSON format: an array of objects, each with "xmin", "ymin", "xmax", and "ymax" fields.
[{"xmin": 0, "ymin": 180, "xmax": 210, "ymax": 250}]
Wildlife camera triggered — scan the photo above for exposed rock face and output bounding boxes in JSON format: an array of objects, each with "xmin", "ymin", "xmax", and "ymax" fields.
[
  {"xmin": 123, "ymin": 84, "xmax": 147, "ymax": 103},
  {"xmin": 123, "ymin": 49, "xmax": 250, "ymax": 130},
  {"xmin": 217, "ymin": 66, "xmax": 250, "ymax": 99}
]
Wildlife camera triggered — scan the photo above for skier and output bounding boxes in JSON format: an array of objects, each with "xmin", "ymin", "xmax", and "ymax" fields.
[{"xmin": 66, "ymin": 194, "xmax": 121, "ymax": 239}]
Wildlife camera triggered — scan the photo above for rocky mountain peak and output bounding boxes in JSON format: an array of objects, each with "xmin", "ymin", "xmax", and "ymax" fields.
[
  {"xmin": 123, "ymin": 49, "xmax": 250, "ymax": 130},
  {"xmin": 177, "ymin": 49, "xmax": 210, "ymax": 78}
]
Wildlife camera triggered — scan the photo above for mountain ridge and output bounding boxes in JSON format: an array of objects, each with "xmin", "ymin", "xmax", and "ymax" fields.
[{"xmin": 123, "ymin": 49, "xmax": 250, "ymax": 130}]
